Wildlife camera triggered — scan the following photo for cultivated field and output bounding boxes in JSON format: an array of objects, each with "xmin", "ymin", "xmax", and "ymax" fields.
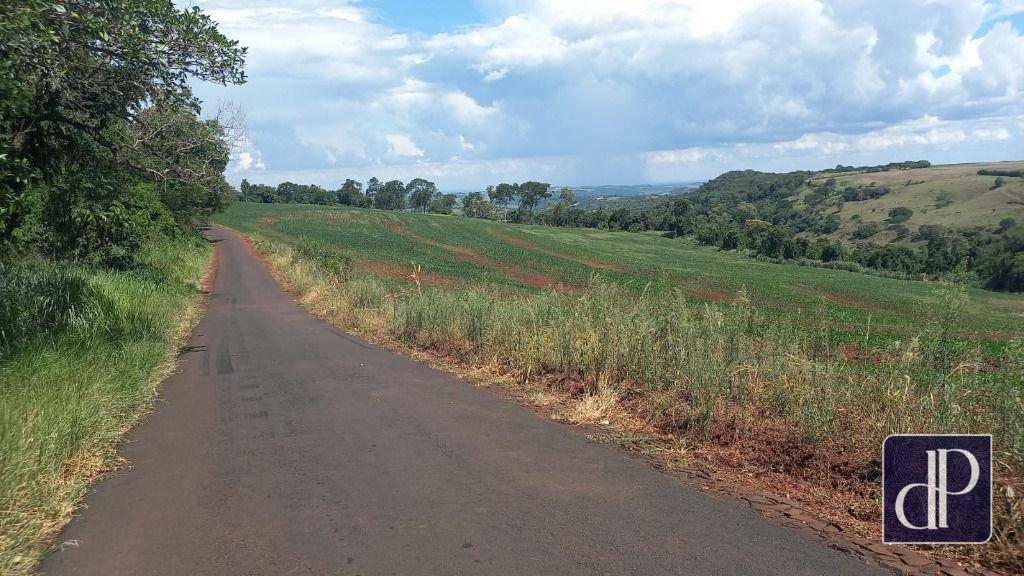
[{"xmin": 216, "ymin": 201, "xmax": 1023, "ymax": 571}]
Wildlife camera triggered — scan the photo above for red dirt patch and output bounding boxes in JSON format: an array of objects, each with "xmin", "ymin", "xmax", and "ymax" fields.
[
  {"xmin": 387, "ymin": 224, "xmax": 584, "ymax": 294},
  {"xmin": 488, "ymin": 229, "xmax": 623, "ymax": 271},
  {"xmin": 255, "ymin": 217, "xmax": 278, "ymax": 224},
  {"xmin": 359, "ymin": 260, "xmax": 458, "ymax": 288},
  {"xmin": 685, "ymin": 288, "xmax": 736, "ymax": 303}
]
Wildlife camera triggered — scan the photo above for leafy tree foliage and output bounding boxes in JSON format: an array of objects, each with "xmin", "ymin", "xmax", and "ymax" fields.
[
  {"xmin": 336, "ymin": 179, "xmax": 367, "ymax": 206},
  {"xmin": 406, "ymin": 178, "xmax": 437, "ymax": 213},
  {"xmin": 461, "ymin": 191, "xmax": 495, "ymax": 219},
  {"xmin": 428, "ymin": 193, "xmax": 457, "ymax": 214},
  {"xmin": 1, "ymin": 0, "xmax": 246, "ymax": 263}
]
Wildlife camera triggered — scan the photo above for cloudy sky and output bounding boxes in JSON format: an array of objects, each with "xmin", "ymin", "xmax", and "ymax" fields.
[{"xmin": 186, "ymin": 0, "xmax": 1024, "ymax": 189}]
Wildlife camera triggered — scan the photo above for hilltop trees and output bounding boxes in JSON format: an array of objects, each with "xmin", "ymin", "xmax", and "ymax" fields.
[
  {"xmin": 406, "ymin": 178, "xmax": 438, "ymax": 213},
  {"xmin": 489, "ymin": 183, "xmax": 517, "ymax": 220},
  {"xmin": 517, "ymin": 181, "xmax": 552, "ymax": 215},
  {"xmin": 375, "ymin": 180, "xmax": 405, "ymax": 210},
  {"xmin": 429, "ymin": 193, "xmax": 457, "ymax": 214},
  {"xmin": 336, "ymin": 179, "xmax": 367, "ymax": 206}
]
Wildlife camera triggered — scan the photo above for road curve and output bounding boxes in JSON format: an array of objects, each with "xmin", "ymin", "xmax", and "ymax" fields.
[{"xmin": 41, "ymin": 225, "xmax": 880, "ymax": 575}]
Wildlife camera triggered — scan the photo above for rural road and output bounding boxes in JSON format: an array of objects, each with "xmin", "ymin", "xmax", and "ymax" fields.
[{"xmin": 42, "ymin": 226, "xmax": 881, "ymax": 575}]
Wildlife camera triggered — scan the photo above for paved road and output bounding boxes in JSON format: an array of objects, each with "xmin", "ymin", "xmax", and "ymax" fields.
[{"xmin": 42, "ymin": 226, "xmax": 879, "ymax": 575}]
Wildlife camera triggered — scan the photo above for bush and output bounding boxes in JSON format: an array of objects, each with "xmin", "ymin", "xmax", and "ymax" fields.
[
  {"xmin": 888, "ymin": 206, "xmax": 913, "ymax": 223},
  {"xmin": 0, "ymin": 262, "xmax": 94, "ymax": 352},
  {"xmin": 853, "ymin": 221, "xmax": 883, "ymax": 239}
]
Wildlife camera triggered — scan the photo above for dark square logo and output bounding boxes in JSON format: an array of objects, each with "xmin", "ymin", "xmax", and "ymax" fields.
[{"xmin": 883, "ymin": 434, "xmax": 991, "ymax": 544}]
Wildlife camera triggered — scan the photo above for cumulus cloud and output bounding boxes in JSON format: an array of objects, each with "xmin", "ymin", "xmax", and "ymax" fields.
[
  {"xmin": 386, "ymin": 134, "xmax": 425, "ymax": 157},
  {"xmin": 228, "ymin": 134, "xmax": 266, "ymax": 173},
  {"xmin": 187, "ymin": 0, "xmax": 1024, "ymax": 187}
]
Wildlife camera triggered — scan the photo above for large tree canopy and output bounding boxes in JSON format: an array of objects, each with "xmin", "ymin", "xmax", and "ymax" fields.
[{"xmin": 1, "ymin": 0, "xmax": 246, "ymax": 259}]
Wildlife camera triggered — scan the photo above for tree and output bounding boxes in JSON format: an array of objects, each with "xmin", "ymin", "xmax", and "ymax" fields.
[
  {"xmin": 924, "ymin": 231, "xmax": 969, "ymax": 274},
  {"xmin": 517, "ymin": 181, "xmax": 551, "ymax": 213},
  {"xmin": 429, "ymin": 193, "xmax": 456, "ymax": 214},
  {"xmin": 375, "ymin": 180, "xmax": 406, "ymax": 210},
  {"xmin": 976, "ymin": 229, "xmax": 1024, "ymax": 292},
  {"xmin": 335, "ymin": 179, "xmax": 366, "ymax": 206},
  {"xmin": 365, "ymin": 177, "xmax": 382, "ymax": 207},
  {"xmin": 558, "ymin": 186, "xmax": 574, "ymax": 206},
  {"xmin": 888, "ymin": 206, "xmax": 913, "ymax": 224},
  {"xmin": 853, "ymin": 221, "xmax": 883, "ymax": 239},
  {"xmin": 489, "ymin": 183, "xmax": 517, "ymax": 220},
  {"xmin": 1, "ymin": 0, "xmax": 246, "ymax": 257},
  {"xmin": 935, "ymin": 190, "xmax": 954, "ymax": 208},
  {"xmin": 461, "ymin": 191, "xmax": 494, "ymax": 219},
  {"xmin": 998, "ymin": 217, "xmax": 1017, "ymax": 232},
  {"xmin": 406, "ymin": 178, "xmax": 437, "ymax": 213}
]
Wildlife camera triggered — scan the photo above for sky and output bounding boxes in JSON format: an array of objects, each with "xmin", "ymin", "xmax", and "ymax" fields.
[{"xmin": 184, "ymin": 0, "xmax": 1024, "ymax": 189}]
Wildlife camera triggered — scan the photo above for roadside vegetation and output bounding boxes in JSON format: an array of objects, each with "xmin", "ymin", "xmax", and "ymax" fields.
[
  {"xmin": 1, "ymin": 1, "xmax": 244, "ymax": 572},
  {"xmin": 218, "ymin": 202, "xmax": 1023, "ymax": 572},
  {"xmin": 0, "ymin": 237, "xmax": 210, "ymax": 574}
]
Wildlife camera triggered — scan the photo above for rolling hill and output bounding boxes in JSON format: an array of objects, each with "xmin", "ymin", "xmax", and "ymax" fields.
[{"xmin": 806, "ymin": 161, "xmax": 1024, "ymax": 243}]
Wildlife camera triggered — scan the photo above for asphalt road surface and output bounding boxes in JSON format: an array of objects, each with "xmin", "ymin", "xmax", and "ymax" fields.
[{"xmin": 41, "ymin": 225, "xmax": 880, "ymax": 575}]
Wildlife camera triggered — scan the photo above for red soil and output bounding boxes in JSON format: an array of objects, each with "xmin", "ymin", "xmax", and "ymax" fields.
[{"xmin": 359, "ymin": 260, "xmax": 457, "ymax": 288}]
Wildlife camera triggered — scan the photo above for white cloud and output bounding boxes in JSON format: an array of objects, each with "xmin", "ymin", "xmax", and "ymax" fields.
[
  {"xmin": 188, "ymin": 0, "xmax": 1024, "ymax": 188},
  {"xmin": 386, "ymin": 134, "xmax": 425, "ymax": 157},
  {"xmin": 229, "ymin": 134, "xmax": 265, "ymax": 173}
]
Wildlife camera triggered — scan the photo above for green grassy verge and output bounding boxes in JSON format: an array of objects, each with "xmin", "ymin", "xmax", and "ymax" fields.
[
  {"xmin": 0, "ymin": 235, "xmax": 211, "ymax": 575},
  {"xmin": 217, "ymin": 202, "xmax": 1023, "ymax": 571}
]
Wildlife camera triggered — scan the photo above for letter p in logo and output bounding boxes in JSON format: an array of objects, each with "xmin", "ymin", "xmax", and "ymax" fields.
[{"xmin": 883, "ymin": 435, "xmax": 991, "ymax": 544}]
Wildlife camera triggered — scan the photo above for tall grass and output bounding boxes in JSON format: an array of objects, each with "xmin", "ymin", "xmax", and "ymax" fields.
[
  {"xmin": 254, "ymin": 232, "xmax": 1023, "ymax": 571},
  {"xmin": 0, "ymin": 235, "xmax": 210, "ymax": 575}
]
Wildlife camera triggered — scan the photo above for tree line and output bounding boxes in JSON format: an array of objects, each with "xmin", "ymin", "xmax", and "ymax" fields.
[
  {"xmin": 1, "ymin": 0, "xmax": 246, "ymax": 267},
  {"xmin": 239, "ymin": 178, "xmax": 458, "ymax": 214}
]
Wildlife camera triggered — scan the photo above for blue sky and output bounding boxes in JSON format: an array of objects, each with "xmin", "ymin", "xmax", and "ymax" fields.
[{"xmin": 187, "ymin": 0, "xmax": 1024, "ymax": 189}]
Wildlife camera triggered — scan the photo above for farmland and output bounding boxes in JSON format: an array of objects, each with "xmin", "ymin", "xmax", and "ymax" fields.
[
  {"xmin": 216, "ymin": 201, "xmax": 1023, "ymax": 570},
  {"xmin": 217, "ymin": 202, "xmax": 1024, "ymax": 344}
]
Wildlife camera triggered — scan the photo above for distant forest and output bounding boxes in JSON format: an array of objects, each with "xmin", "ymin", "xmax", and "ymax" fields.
[{"xmin": 237, "ymin": 166, "xmax": 1023, "ymax": 292}]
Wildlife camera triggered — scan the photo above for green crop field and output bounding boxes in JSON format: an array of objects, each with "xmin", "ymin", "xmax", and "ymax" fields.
[{"xmin": 216, "ymin": 201, "xmax": 1024, "ymax": 346}]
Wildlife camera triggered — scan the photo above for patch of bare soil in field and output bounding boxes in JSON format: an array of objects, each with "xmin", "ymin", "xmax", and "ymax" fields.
[
  {"xmin": 387, "ymin": 224, "xmax": 584, "ymax": 294},
  {"xmin": 359, "ymin": 260, "xmax": 458, "ymax": 288},
  {"xmin": 487, "ymin": 228, "xmax": 623, "ymax": 271}
]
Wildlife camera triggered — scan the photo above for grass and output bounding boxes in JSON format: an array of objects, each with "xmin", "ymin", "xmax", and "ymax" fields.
[
  {"xmin": 217, "ymin": 201, "xmax": 1023, "ymax": 571},
  {"xmin": 0, "ymin": 234, "xmax": 211, "ymax": 575},
  {"xmin": 810, "ymin": 161, "xmax": 1024, "ymax": 243}
]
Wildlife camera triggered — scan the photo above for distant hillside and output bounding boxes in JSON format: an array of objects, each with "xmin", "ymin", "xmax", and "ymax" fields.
[
  {"xmin": 551, "ymin": 183, "xmax": 697, "ymax": 210},
  {"xmin": 685, "ymin": 161, "xmax": 1024, "ymax": 245},
  {"xmin": 811, "ymin": 161, "xmax": 1024, "ymax": 244}
]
